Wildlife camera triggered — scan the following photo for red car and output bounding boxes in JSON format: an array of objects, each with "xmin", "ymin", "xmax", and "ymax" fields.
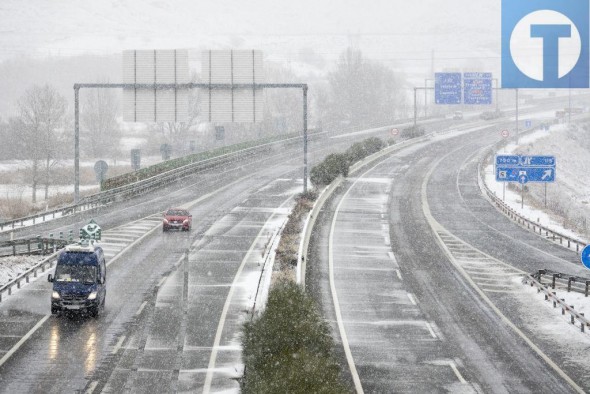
[{"xmin": 163, "ymin": 208, "xmax": 192, "ymax": 232}]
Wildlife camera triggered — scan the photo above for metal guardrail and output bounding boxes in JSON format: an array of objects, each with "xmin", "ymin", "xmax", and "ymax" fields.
[
  {"xmin": 0, "ymin": 252, "xmax": 59, "ymax": 303},
  {"xmin": 523, "ymin": 273, "xmax": 590, "ymax": 333},
  {"xmin": 531, "ymin": 269, "xmax": 590, "ymax": 297},
  {"xmin": 0, "ymin": 237, "xmax": 69, "ymax": 257},
  {"xmin": 0, "ymin": 135, "xmax": 305, "ymax": 233},
  {"xmin": 478, "ymin": 117, "xmax": 590, "ymax": 253}
]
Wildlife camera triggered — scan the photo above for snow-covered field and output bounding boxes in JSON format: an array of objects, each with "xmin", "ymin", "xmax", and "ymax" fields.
[
  {"xmin": 0, "ymin": 255, "xmax": 44, "ymax": 286},
  {"xmin": 485, "ymin": 122, "xmax": 590, "ymax": 243}
]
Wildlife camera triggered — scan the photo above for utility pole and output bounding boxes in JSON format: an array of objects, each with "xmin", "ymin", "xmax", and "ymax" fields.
[{"xmin": 515, "ymin": 88, "xmax": 519, "ymax": 145}]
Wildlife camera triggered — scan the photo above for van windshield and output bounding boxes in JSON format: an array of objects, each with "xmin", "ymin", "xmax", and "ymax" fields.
[{"xmin": 55, "ymin": 265, "xmax": 96, "ymax": 284}]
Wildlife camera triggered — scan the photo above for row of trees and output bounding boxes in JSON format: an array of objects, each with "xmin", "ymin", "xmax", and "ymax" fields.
[
  {"xmin": 0, "ymin": 84, "xmax": 122, "ymax": 203},
  {"xmin": 0, "ymin": 49, "xmax": 408, "ymax": 204}
]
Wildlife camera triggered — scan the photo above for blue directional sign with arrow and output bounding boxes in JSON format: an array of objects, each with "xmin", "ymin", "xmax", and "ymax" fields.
[
  {"xmin": 464, "ymin": 72, "xmax": 492, "ymax": 105},
  {"xmin": 495, "ymin": 155, "xmax": 556, "ymax": 183},
  {"xmin": 435, "ymin": 73, "xmax": 462, "ymax": 104}
]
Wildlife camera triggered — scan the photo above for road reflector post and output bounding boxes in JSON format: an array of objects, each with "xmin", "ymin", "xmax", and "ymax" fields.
[
  {"xmin": 581, "ymin": 314, "xmax": 585, "ymax": 332},
  {"xmin": 585, "ymin": 281, "xmax": 590, "ymax": 297},
  {"xmin": 571, "ymin": 306, "xmax": 575, "ymax": 324},
  {"xmin": 568, "ymin": 277, "xmax": 575, "ymax": 292},
  {"xmin": 69, "ymin": 230, "xmax": 73, "ymax": 242}
]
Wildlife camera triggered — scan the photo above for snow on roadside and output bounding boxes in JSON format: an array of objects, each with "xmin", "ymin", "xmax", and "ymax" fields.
[
  {"xmin": 0, "ymin": 255, "xmax": 44, "ymax": 287},
  {"xmin": 511, "ymin": 275, "xmax": 590, "ymax": 374},
  {"xmin": 484, "ymin": 123, "xmax": 589, "ymax": 243}
]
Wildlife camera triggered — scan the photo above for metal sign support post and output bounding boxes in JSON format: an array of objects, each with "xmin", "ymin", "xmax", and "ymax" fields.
[
  {"xmin": 503, "ymin": 183, "xmax": 505, "ymax": 201},
  {"xmin": 302, "ymin": 85, "xmax": 308, "ymax": 193},
  {"xmin": 515, "ymin": 88, "xmax": 519, "ymax": 145},
  {"xmin": 413, "ymin": 88, "xmax": 417, "ymax": 128},
  {"xmin": 568, "ymin": 76, "xmax": 572, "ymax": 124},
  {"xmin": 493, "ymin": 78, "xmax": 499, "ymax": 113},
  {"xmin": 73, "ymin": 82, "xmax": 309, "ymax": 202},
  {"xmin": 413, "ymin": 87, "xmax": 434, "ymax": 128},
  {"xmin": 545, "ymin": 183, "xmax": 547, "ymax": 207},
  {"xmin": 74, "ymin": 87, "xmax": 80, "ymax": 203},
  {"xmin": 521, "ymin": 182, "xmax": 524, "ymax": 209}
]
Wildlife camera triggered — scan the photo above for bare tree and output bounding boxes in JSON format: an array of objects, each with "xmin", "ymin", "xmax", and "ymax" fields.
[
  {"xmin": 17, "ymin": 84, "xmax": 68, "ymax": 202},
  {"xmin": 81, "ymin": 88, "xmax": 121, "ymax": 161},
  {"xmin": 152, "ymin": 89, "xmax": 200, "ymax": 153},
  {"xmin": 327, "ymin": 48, "xmax": 407, "ymax": 130},
  {"xmin": 151, "ymin": 72, "xmax": 201, "ymax": 155}
]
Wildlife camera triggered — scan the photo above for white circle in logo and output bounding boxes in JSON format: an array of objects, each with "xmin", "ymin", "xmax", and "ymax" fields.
[{"xmin": 510, "ymin": 10, "xmax": 581, "ymax": 81}]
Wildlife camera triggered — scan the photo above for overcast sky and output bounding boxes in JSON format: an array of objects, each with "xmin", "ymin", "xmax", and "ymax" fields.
[{"xmin": 0, "ymin": 0, "xmax": 501, "ymax": 74}]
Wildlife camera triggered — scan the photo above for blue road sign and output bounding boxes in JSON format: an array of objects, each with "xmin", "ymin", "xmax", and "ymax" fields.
[
  {"xmin": 524, "ymin": 119, "xmax": 532, "ymax": 128},
  {"xmin": 519, "ymin": 155, "xmax": 556, "ymax": 167},
  {"xmin": 464, "ymin": 72, "xmax": 492, "ymax": 104},
  {"xmin": 496, "ymin": 155, "xmax": 520, "ymax": 166},
  {"xmin": 496, "ymin": 166, "xmax": 556, "ymax": 182},
  {"xmin": 495, "ymin": 154, "xmax": 556, "ymax": 183},
  {"xmin": 581, "ymin": 245, "xmax": 590, "ymax": 269},
  {"xmin": 435, "ymin": 73, "xmax": 462, "ymax": 104},
  {"xmin": 502, "ymin": 0, "xmax": 589, "ymax": 88}
]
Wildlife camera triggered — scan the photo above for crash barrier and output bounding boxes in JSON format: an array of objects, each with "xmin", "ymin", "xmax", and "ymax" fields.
[
  {"xmin": 531, "ymin": 269, "xmax": 590, "ymax": 297},
  {"xmin": 0, "ymin": 252, "xmax": 59, "ymax": 303},
  {"xmin": 0, "ymin": 135, "xmax": 308, "ymax": 233},
  {"xmin": 523, "ymin": 273, "xmax": 590, "ymax": 333},
  {"xmin": 0, "ymin": 236, "xmax": 69, "ymax": 257},
  {"xmin": 478, "ymin": 116, "xmax": 590, "ymax": 254}
]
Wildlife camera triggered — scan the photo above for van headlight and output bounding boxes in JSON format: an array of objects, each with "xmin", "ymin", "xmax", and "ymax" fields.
[
  {"xmin": 52, "ymin": 291, "xmax": 60, "ymax": 299},
  {"xmin": 87, "ymin": 291, "xmax": 97, "ymax": 300}
]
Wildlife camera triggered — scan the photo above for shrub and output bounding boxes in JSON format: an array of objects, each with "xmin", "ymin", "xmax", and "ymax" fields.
[
  {"xmin": 310, "ymin": 153, "xmax": 349, "ymax": 187},
  {"xmin": 345, "ymin": 142, "xmax": 368, "ymax": 164},
  {"xmin": 241, "ymin": 280, "xmax": 350, "ymax": 394},
  {"xmin": 402, "ymin": 125, "xmax": 425, "ymax": 139},
  {"xmin": 362, "ymin": 137, "xmax": 385, "ymax": 155}
]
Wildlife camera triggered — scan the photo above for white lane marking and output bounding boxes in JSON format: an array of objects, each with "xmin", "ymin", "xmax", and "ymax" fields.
[
  {"xmin": 425, "ymin": 322, "xmax": 437, "ymax": 339},
  {"xmin": 135, "ymin": 301, "xmax": 148, "ymax": 316},
  {"xmin": 0, "ymin": 315, "xmax": 50, "ymax": 368},
  {"xmin": 421, "ymin": 146, "xmax": 585, "ymax": 394},
  {"xmin": 449, "ymin": 361, "xmax": 467, "ymax": 384},
  {"xmin": 329, "ymin": 162, "xmax": 392, "ymax": 394},
  {"xmin": 157, "ymin": 276, "xmax": 167, "ymax": 288},
  {"xmin": 383, "ymin": 236, "xmax": 390, "ymax": 246},
  {"xmin": 407, "ymin": 293, "xmax": 418, "ymax": 305},
  {"xmin": 395, "ymin": 269, "xmax": 403, "ymax": 280},
  {"xmin": 111, "ymin": 335, "xmax": 126, "ymax": 355},
  {"xmin": 202, "ymin": 197, "xmax": 293, "ymax": 394},
  {"xmin": 85, "ymin": 381, "xmax": 99, "ymax": 394},
  {"xmin": 106, "ymin": 225, "xmax": 160, "ymax": 268}
]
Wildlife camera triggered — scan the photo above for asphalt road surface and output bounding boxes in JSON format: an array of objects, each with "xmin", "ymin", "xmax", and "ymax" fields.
[{"xmin": 308, "ymin": 122, "xmax": 585, "ymax": 393}]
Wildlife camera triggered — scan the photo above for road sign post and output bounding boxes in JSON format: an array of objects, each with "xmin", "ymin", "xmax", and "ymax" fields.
[{"xmin": 495, "ymin": 154, "xmax": 556, "ymax": 209}]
